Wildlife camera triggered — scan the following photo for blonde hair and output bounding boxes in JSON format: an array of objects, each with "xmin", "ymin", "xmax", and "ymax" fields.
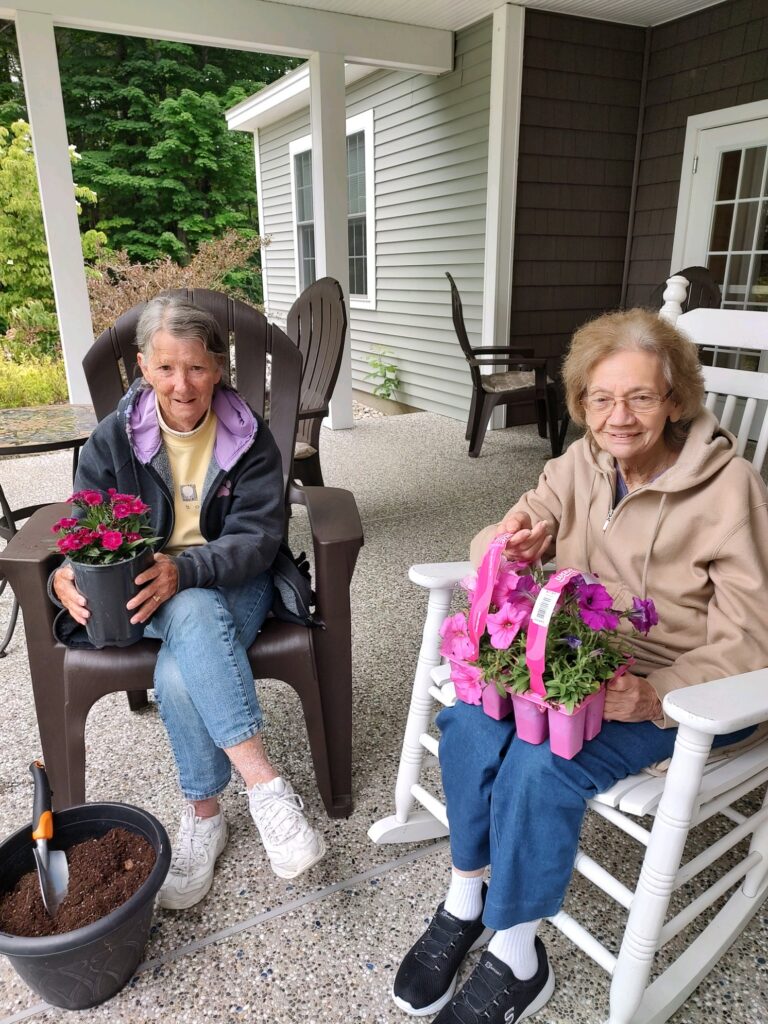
[{"xmin": 562, "ymin": 308, "xmax": 705, "ymax": 449}]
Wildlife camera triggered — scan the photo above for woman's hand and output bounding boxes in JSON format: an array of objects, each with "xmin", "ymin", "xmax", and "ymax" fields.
[
  {"xmin": 603, "ymin": 672, "xmax": 662, "ymax": 723},
  {"xmin": 53, "ymin": 566, "xmax": 89, "ymax": 626},
  {"xmin": 127, "ymin": 553, "xmax": 179, "ymax": 624},
  {"xmin": 495, "ymin": 511, "xmax": 551, "ymax": 563}
]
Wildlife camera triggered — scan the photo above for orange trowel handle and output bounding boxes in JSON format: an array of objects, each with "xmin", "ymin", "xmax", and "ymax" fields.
[{"xmin": 30, "ymin": 760, "xmax": 54, "ymax": 841}]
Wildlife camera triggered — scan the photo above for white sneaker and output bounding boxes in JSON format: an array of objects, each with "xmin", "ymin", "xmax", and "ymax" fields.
[
  {"xmin": 158, "ymin": 805, "xmax": 228, "ymax": 910},
  {"xmin": 248, "ymin": 777, "xmax": 326, "ymax": 880}
]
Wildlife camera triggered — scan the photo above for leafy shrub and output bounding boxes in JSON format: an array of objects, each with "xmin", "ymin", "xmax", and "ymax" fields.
[
  {"xmin": 87, "ymin": 229, "xmax": 266, "ymax": 337},
  {"xmin": 0, "ymin": 356, "xmax": 68, "ymax": 407}
]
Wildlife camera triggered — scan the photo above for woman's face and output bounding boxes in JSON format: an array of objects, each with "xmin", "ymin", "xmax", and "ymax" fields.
[
  {"xmin": 138, "ymin": 330, "xmax": 222, "ymax": 432},
  {"xmin": 584, "ymin": 349, "xmax": 680, "ymax": 465}
]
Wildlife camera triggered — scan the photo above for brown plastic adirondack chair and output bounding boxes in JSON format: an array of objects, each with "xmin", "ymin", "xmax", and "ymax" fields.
[
  {"xmin": 446, "ymin": 273, "xmax": 565, "ymax": 458},
  {"xmin": 0, "ymin": 289, "xmax": 363, "ymax": 819},
  {"xmin": 286, "ymin": 277, "xmax": 347, "ymax": 487}
]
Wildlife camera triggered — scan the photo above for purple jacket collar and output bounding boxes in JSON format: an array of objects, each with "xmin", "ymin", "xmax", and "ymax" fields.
[{"xmin": 125, "ymin": 383, "xmax": 258, "ymax": 472}]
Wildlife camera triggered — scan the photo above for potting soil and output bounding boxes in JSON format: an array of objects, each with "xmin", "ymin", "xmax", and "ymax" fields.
[{"xmin": 0, "ymin": 827, "xmax": 155, "ymax": 937}]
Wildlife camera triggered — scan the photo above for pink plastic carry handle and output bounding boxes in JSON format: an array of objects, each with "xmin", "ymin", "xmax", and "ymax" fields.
[
  {"xmin": 525, "ymin": 567, "xmax": 582, "ymax": 696},
  {"xmin": 467, "ymin": 533, "xmax": 512, "ymax": 656}
]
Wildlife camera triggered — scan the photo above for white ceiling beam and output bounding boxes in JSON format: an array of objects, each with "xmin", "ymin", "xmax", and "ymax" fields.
[{"xmin": 2, "ymin": 0, "xmax": 454, "ymax": 73}]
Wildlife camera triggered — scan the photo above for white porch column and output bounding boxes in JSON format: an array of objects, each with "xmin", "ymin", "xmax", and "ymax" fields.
[
  {"xmin": 14, "ymin": 12, "xmax": 94, "ymax": 405},
  {"xmin": 308, "ymin": 50, "xmax": 353, "ymax": 430},
  {"xmin": 481, "ymin": 4, "xmax": 525, "ymax": 429}
]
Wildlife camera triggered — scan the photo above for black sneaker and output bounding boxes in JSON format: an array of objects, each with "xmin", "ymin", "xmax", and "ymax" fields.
[
  {"xmin": 392, "ymin": 887, "xmax": 493, "ymax": 1017},
  {"xmin": 433, "ymin": 939, "xmax": 554, "ymax": 1024}
]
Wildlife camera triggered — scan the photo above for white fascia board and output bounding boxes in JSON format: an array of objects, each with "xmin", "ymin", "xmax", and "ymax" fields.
[
  {"xmin": 4, "ymin": 0, "xmax": 453, "ymax": 73},
  {"xmin": 227, "ymin": 63, "xmax": 376, "ymax": 134}
]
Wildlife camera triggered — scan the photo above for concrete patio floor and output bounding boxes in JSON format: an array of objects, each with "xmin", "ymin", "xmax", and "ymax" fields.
[{"xmin": 0, "ymin": 409, "xmax": 766, "ymax": 1023}]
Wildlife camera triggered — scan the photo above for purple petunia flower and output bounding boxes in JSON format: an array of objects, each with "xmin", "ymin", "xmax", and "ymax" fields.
[
  {"xmin": 563, "ymin": 635, "xmax": 582, "ymax": 649},
  {"xmin": 577, "ymin": 582, "xmax": 620, "ymax": 631},
  {"xmin": 627, "ymin": 596, "xmax": 659, "ymax": 635}
]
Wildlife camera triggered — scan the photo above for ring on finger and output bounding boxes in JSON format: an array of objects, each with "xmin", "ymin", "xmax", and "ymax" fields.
[{"xmin": 152, "ymin": 594, "xmax": 160, "ymax": 604}]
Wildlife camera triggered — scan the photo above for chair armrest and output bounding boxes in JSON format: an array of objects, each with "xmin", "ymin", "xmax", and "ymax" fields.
[
  {"xmin": 409, "ymin": 562, "xmax": 472, "ymax": 590},
  {"xmin": 298, "ymin": 406, "xmax": 329, "ymax": 421},
  {"xmin": 287, "ymin": 484, "xmax": 364, "ymax": 612},
  {"xmin": 662, "ymin": 668, "xmax": 768, "ymax": 734},
  {"xmin": 0, "ymin": 503, "xmax": 67, "ymax": 655}
]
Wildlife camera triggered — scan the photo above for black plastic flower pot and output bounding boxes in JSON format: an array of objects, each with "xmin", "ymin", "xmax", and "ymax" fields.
[
  {"xmin": 0, "ymin": 802, "xmax": 170, "ymax": 1010},
  {"xmin": 72, "ymin": 548, "xmax": 154, "ymax": 648}
]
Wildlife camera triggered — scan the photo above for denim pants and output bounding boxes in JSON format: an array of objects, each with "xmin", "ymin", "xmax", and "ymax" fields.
[
  {"xmin": 143, "ymin": 572, "xmax": 274, "ymax": 801},
  {"xmin": 438, "ymin": 700, "xmax": 753, "ymax": 931}
]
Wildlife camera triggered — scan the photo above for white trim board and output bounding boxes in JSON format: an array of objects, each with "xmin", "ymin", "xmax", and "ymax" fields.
[
  {"xmin": 288, "ymin": 109, "xmax": 376, "ymax": 311},
  {"xmin": 671, "ymin": 99, "xmax": 768, "ymax": 273}
]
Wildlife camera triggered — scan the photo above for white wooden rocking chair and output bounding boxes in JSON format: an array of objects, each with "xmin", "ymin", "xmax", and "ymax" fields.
[{"xmin": 369, "ymin": 305, "xmax": 768, "ymax": 1024}]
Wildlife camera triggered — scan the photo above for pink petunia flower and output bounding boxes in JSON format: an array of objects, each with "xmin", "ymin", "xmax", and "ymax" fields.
[
  {"xmin": 486, "ymin": 600, "xmax": 530, "ymax": 649},
  {"xmin": 100, "ymin": 530, "xmax": 124, "ymax": 551},
  {"xmin": 491, "ymin": 561, "xmax": 522, "ymax": 608},
  {"xmin": 449, "ymin": 661, "xmax": 483, "ymax": 705},
  {"xmin": 459, "ymin": 571, "xmax": 477, "ymax": 602},
  {"xmin": 577, "ymin": 582, "xmax": 619, "ymax": 631},
  {"xmin": 439, "ymin": 612, "xmax": 475, "ymax": 661}
]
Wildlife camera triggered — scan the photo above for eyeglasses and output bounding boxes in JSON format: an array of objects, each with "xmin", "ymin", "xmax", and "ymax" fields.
[{"xmin": 583, "ymin": 389, "xmax": 673, "ymax": 415}]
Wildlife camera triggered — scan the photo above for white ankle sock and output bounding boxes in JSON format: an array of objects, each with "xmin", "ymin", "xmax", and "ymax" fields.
[
  {"xmin": 443, "ymin": 870, "xmax": 484, "ymax": 921},
  {"xmin": 488, "ymin": 920, "xmax": 541, "ymax": 980},
  {"xmin": 250, "ymin": 776, "xmax": 286, "ymax": 795}
]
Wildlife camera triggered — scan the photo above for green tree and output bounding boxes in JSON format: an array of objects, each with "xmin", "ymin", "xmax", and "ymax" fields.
[
  {"xmin": 0, "ymin": 120, "xmax": 106, "ymax": 348},
  {"xmin": 52, "ymin": 34, "xmax": 299, "ymax": 261}
]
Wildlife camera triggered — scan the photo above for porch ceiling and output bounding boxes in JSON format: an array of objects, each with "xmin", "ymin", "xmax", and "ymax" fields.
[{"xmin": 263, "ymin": 0, "xmax": 726, "ymax": 30}]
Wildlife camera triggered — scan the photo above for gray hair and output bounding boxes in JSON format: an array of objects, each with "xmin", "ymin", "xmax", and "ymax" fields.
[{"xmin": 135, "ymin": 295, "xmax": 227, "ymax": 365}]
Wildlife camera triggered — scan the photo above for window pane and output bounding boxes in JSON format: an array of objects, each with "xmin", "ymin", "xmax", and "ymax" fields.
[
  {"xmin": 346, "ymin": 131, "xmax": 366, "ymax": 216},
  {"xmin": 723, "ymin": 253, "xmax": 751, "ymax": 303},
  {"xmin": 716, "ymin": 150, "xmax": 741, "ymax": 201},
  {"xmin": 709, "ymin": 204, "xmax": 733, "ymax": 250},
  {"xmin": 749, "ymin": 253, "xmax": 768, "ymax": 304},
  {"xmin": 299, "ymin": 224, "xmax": 316, "ymax": 290},
  {"xmin": 757, "ymin": 200, "xmax": 768, "ymax": 250},
  {"xmin": 295, "ymin": 151, "xmax": 314, "ymax": 222},
  {"xmin": 348, "ymin": 216, "xmax": 367, "ymax": 296},
  {"xmin": 732, "ymin": 201, "xmax": 759, "ymax": 251},
  {"xmin": 739, "ymin": 147, "xmax": 766, "ymax": 199},
  {"xmin": 708, "ymin": 254, "xmax": 727, "ymax": 287}
]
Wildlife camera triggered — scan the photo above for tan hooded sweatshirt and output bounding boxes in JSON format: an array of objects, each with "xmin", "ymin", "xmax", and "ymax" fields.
[{"xmin": 470, "ymin": 410, "xmax": 768, "ymax": 728}]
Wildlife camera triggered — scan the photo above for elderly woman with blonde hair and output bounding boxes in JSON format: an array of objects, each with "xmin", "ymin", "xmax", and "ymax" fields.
[{"xmin": 393, "ymin": 308, "xmax": 768, "ymax": 1024}]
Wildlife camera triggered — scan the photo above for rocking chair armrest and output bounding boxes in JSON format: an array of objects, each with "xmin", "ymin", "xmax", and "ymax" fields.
[
  {"xmin": 663, "ymin": 668, "xmax": 768, "ymax": 735},
  {"xmin": 287, "ymin": 483, "xmax": 364, "ymax": 592},
  {"xmin": 472, "ymin": 346, "xmax": 536, "ymax": 357},
  {"xmin": 0, "ymin": 502, "xmax": 67, "ymax": 648}
]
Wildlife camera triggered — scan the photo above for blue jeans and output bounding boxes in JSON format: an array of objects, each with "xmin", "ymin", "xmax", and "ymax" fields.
[
  {"xmin": 438, "ymin": 701, "xmax": 754, "ymax": 930},
  {"xmin": 143, "ymin": 572, "xmax": 274, "ymax": 801}
]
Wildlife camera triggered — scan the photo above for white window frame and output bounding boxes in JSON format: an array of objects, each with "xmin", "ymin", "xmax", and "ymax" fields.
[
  {"xmin": 671, "ymin": 98, "xmax": 768, "ymax": 272},
  {"xmin": 288, "ymin": 109, "xmax": 376, "ymax": 310}
]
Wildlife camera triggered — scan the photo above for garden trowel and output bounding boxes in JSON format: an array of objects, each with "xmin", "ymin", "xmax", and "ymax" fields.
[{"xmin": 29, "ymin": 761, "xmax": 69, "ymax": 916}]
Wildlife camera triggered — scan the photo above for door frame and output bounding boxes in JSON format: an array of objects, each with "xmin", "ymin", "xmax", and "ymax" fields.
[{"xmin": 671, "ymin": 98, "xmax": 768, "ymax": 272}]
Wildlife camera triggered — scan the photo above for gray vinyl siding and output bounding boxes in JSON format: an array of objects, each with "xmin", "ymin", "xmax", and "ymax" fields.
[{"xmin": 257, "ymin": 19, "xmax": 492, "ymax": 420}]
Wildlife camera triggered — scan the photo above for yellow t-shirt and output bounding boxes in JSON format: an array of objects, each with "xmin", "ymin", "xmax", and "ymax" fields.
[{"xmin": 157, "ymin": 404, "xmax": 217, "ymax": 556}]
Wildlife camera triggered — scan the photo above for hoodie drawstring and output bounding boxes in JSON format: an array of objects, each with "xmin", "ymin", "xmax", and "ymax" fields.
[{"xmin": 640, "ymin": 493, "xmax": 667, "ymax": 599}]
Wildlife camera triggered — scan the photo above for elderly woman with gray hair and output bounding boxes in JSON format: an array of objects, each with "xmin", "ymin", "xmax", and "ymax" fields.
[
  {"xmin": 393, "ymin": 308, "xmax": 768, "ymax": 1024},
  {"xmin": 52, "ymin": 295, "xmax": 325, "ymax": 910}
]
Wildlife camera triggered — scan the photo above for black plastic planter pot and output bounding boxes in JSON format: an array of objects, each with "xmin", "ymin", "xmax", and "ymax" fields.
[
  {"xmin": 72, "ymin": 548, "xmax": 154, "ymax": 648},
  {"xmin": 0, "ymin": 802, "xmax": 170, "ymax": 1010}
]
